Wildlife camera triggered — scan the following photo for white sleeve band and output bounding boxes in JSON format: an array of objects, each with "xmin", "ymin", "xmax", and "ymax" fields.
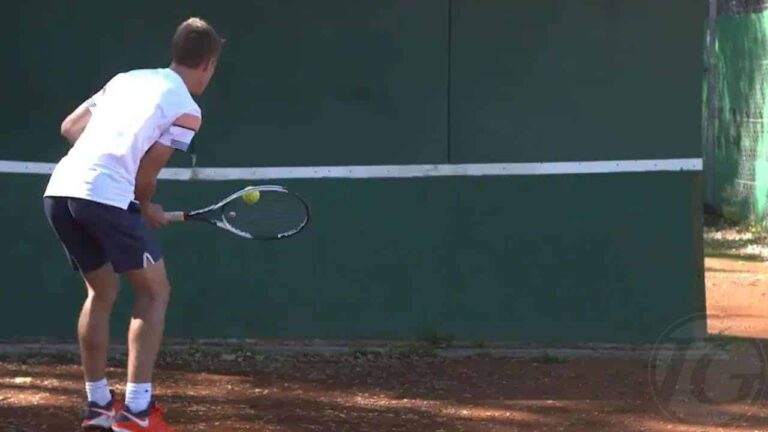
[
  {"xmin": 158, "ymin": 125, "xmax": 196, "ymax": 152},
  {"xmin": 86, "ymin": 86, "xmax": 108, "ymax": 111}
]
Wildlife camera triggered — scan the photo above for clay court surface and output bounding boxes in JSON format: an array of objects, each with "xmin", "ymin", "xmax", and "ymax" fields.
[
  {"xmin": 1, "ymin": 253, "xmax": 767, "ymax": 431},
  {"xmin": 706, "ymin": 257, "xmax": 768, "ymax": 338}
]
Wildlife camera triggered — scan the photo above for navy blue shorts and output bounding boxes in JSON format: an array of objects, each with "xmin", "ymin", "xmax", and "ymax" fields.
[{"xmin": 43, "ymin": 197, "xmax": 163, "ymax": 274}]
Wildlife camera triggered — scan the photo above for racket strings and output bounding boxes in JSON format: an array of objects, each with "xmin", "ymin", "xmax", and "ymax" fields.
[{"xmin": 223, "ymin": 192, "xmax": 308, "ymax": 239}]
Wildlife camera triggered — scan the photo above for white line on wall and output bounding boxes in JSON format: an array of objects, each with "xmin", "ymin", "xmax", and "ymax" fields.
[{"xmin": 0, "ymin": 158, "xmax": 702, "ymax": 181}]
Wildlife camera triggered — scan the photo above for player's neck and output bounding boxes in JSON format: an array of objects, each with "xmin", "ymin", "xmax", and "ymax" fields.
[{"xmin": 169, "ymin": 63, "xmax": 197, "ymax": 94}]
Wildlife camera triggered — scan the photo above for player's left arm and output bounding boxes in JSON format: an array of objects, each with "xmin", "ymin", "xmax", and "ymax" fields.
[
  {"xmin": 60, "ymin": 83, "xmax": 111, "ymax": 145},
  {"xmin": 60, "ymin": 101, "xmax": 92, "ymax": 145},
  {"xmin": 135, "ymin": 113, "xmax": 202, "ymax": 228}
]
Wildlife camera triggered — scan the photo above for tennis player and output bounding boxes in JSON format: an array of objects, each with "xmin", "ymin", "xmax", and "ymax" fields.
[{"xmin": 43, "ymin": 18, "xmax": 223, "ymax": 431}]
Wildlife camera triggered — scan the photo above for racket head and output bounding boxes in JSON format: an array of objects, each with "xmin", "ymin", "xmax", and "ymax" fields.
[{"xmin": 188, "ymin": 186, "xmax": 310, "ymax": 240}]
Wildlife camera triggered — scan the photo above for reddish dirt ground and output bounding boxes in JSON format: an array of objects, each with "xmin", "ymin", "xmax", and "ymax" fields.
[
  {"xmin": 0, "ymin": 256, "xmax": 766, "ymax": 432},
  {"xmin": 706, "ymin": 257, "xmax": 768, "ymax": 338}
]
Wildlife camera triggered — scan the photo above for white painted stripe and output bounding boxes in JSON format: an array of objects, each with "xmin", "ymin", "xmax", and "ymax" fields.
[{"xmin": 0, "ymin": 158, "xmax": 702, "ymax": 180}]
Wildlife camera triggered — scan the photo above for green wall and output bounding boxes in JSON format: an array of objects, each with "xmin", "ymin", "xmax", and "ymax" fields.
[
  {"xmin": 451, "ymin": 1, "xmax": 704, "ymax": 162},
  {"xmin": 2, "ymin": 0, "xmax": 449, "ymax": 166},
  {"xmin": 2, "ymin": 172, "xmax": 703, "ymax": 343},
  {"xmin": 0, "ymin": 1, "xmax": 706, "ymax": 343}
]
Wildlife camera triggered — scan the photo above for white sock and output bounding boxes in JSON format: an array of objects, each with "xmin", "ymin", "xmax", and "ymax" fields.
[
  {"xmin": 125, "ymin": 382, "xmax": 152, "ymax": 413},
  {"xmin": 85, "ymin": 378, "xmax": 111, "ymax": 406}
]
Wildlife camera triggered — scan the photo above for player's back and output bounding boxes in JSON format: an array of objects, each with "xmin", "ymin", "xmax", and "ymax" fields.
[{"xmin": 45, "ymin": 68, "xmax": 200, "ymax": 209}]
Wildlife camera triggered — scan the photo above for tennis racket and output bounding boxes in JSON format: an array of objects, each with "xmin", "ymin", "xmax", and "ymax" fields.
[{"xmin": 165, "ymin": 186, "xmax": 310, "ymax": 240}]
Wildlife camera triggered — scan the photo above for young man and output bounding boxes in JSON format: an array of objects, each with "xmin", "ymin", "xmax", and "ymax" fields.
[{"xmin": 43, "ymin": 18, "xmax": 223, "ymax": 431}]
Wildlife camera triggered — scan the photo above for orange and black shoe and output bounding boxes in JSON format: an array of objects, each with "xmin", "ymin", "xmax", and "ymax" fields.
[
  {"xmin": 81, "ymin": 392, "xmax": 122, "ymax": 431},
  {"xmin": 112, "ymin": 401, "xmax": 176, "ymax": 432}
]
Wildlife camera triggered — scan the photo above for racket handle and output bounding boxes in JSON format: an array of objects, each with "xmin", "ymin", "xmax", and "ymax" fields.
[{"xmin": 165, "ymin": 211, "xmax": 187, "ymax": 222}]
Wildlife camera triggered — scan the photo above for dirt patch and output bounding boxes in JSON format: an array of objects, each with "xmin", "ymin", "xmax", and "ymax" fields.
[
  {"xmin": 706, "ymin": 257, "xmax": 768, "ymax": 338},
  {"xmin": 1, "ymin": 347, "xmax": 768, "ymax": 431}
]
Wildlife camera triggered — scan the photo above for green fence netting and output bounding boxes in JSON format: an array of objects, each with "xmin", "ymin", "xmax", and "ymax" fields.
[{"xmin": 710, "ymin": 0, "xmax": 768, "ymax": 222}]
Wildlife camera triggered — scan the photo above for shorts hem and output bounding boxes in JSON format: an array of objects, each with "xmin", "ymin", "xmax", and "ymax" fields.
[{"xmin": 112, "ymin": 254, "xmax": 164, "ymax": 274}]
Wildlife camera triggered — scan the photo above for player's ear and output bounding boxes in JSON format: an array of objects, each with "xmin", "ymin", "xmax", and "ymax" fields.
[{"xmin": 202, "ymin": 56, "xmax": 217, "ymax": 73}]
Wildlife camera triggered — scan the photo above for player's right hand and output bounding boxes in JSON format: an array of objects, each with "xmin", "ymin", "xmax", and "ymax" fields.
[{"xmin": 143, "ymin": 203, "xmax": 169, "ymax": 228}]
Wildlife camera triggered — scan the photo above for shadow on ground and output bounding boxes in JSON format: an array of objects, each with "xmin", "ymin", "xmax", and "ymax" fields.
[{"xmin": 1, "ymin": 352, "xmax": 768, "ymax": 432}]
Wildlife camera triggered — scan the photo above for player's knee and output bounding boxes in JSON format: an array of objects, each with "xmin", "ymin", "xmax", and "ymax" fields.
[
  {"xmin": 137, "ymin": 283, "xmax": 170, "ymax": 303},
  {"xmin": 133, "ymin": 280, "xmax": 171, "ymax": 310},
  {"xmin": 151, "ymin": 276, "xmax": 171, "ymax": 302},
  {"xmin": 132, "ymin": 290, "xmax": 170, "ymax": 323}
]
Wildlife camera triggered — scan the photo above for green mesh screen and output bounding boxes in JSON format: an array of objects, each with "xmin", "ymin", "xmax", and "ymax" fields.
[{"xmin": 711, "ymin": 0, "xmax": 768, "ymax": 221}]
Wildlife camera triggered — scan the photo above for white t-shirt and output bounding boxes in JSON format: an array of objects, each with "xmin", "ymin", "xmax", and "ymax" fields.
[{"xmin": 44, "ymin": 68, "xmax": 200, "ymax": 209}]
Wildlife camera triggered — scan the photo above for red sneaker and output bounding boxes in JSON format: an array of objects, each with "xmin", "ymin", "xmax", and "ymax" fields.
[
  {"xmin": 81, "ymin": 391, "xmax": 122, "ymax": 431},
  {"xmin": 112, "ymin": 401, "xmax": 176, "ymax": 432}
]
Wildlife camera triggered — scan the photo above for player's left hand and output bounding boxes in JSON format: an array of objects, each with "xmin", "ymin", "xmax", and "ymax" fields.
[{"xmin": 143, "ymin": 203, "xmax": 169, "ymax": 228}]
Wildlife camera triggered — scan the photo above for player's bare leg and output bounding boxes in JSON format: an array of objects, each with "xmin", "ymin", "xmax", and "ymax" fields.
[
  {"xmin": 79, "ymin": 263, "xmax": 119, "ymax": 383},
  {"xmin": 112, "ymin": 259, "xmax": 175, "ymax": 431},
  {"xmin": 79, "ymin": 263, "xmax": 121, "ymax": 429},
  {"xmin": 125, "ymin": 258, "xmax": 170, "ymax": 384},
  {"xmin": 124, "ymin": 259, "xmax": 171, "ymax": 401}
]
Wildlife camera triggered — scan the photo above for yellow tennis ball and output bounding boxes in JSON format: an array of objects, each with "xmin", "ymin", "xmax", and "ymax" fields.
[{"xmin": 242, "ymin": 190, "xmax": 260, "ymax": 205}]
